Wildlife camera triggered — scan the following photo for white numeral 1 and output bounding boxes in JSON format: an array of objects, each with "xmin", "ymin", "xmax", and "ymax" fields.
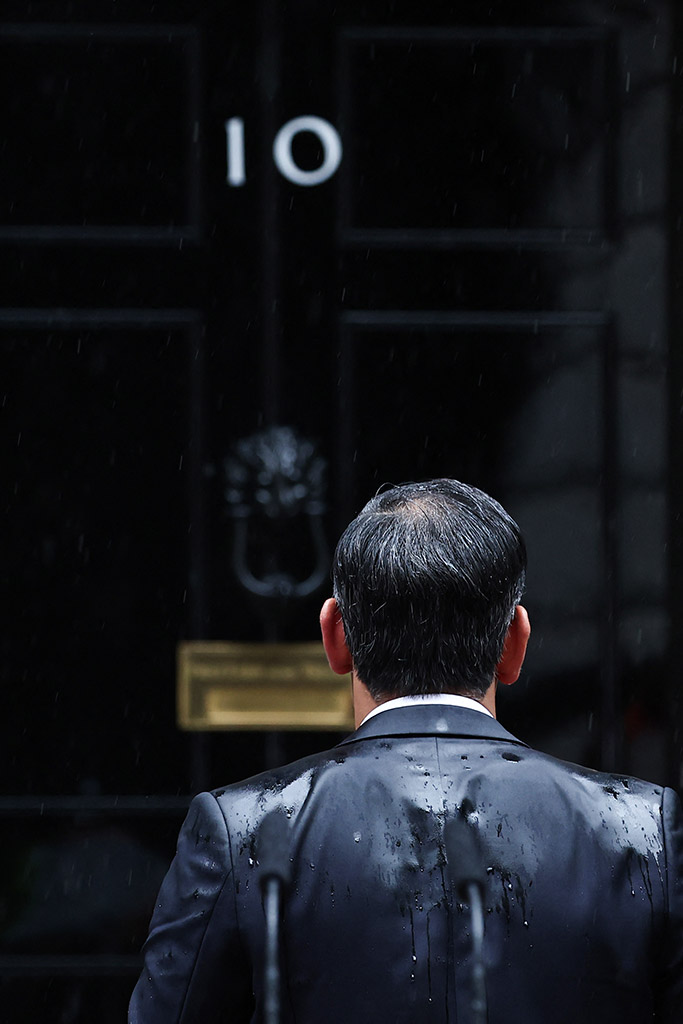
[{"xmin": 225, "ymin": 117, "xmax": 246, "ymax": 186}]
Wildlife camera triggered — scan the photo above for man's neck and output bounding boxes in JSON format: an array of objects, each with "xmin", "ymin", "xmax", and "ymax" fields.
[{"xmin": 352, "ymin": 674, "xmax": 497, "ymax": 728}]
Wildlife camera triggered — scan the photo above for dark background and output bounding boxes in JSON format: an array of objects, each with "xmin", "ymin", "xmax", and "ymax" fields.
[{"xmin": 1, "ymin": 1, "xmax": 681, "ymax": 1020}]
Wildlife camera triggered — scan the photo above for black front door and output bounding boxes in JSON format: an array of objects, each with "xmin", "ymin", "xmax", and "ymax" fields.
[{"xmin": 0, "ymin": 2, "xmax": 676, "ymax": 1019}]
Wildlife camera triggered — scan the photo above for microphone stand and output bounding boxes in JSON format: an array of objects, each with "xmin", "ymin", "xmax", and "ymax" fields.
[
  {"xmin": 263, "ymin": 875, "xmax": 284, "ymax": 1024},
  {"xmin": 461, "ymin": 877, "xmax": 487, "ymax": 1024},
  {"xmin": 258, "ymin": 810, "xmax": 292, "ymax": 1024},
  {"xmin": 445, "ymin": 816, "xmax": 488, "ymax": 1024}
]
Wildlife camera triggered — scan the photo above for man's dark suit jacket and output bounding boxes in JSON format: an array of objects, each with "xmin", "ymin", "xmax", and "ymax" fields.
[{"xmin": 129, "ymin": 705, "xmax": 683, "ymax": 1023}]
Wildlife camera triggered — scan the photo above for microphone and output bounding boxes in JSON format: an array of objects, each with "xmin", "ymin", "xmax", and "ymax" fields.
[
  {"xmin": 258, "ymin": 811, "xmax": 291, "ymax": 1024},
  {"xmin": 259, "ymin": 809, "xmax": 292, "ymax": 890},
  {"xmin": 444, "ymin": 815, "xmax": 486, "ymax": 901},
  {"xmin": 445, "ymin": 814, "xmax": 488, "ymax": 1024}
]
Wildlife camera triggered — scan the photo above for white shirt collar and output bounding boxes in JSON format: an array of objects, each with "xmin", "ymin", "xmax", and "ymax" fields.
[{"xmin": 359, "ymin": 692, "xmax": 494, "ymax": 727}]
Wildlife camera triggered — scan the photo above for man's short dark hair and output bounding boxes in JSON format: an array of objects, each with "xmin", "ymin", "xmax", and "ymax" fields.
[{"xmin": 332, "ymin": 479, "xmax": 527, "ymax": 700}]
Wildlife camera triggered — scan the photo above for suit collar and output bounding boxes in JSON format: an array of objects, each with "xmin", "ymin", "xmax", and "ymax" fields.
[{"xmin": 338, "ymin": 703, "xmax": 528, "ymax": 747}]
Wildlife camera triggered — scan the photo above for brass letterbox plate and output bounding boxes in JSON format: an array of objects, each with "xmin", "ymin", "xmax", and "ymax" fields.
[{"xmin": 177, "ymin": 641, "xmax": 354, "ymax": 731}]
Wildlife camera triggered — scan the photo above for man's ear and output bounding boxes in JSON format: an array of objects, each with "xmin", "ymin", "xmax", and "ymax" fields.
[
  {"xmin": 496, "ymin": 605, "xmax": 531, "ymax": 686},
  {"xmin": 320, "ymin": 598, "xmax": 353, "ymax": 675}
]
